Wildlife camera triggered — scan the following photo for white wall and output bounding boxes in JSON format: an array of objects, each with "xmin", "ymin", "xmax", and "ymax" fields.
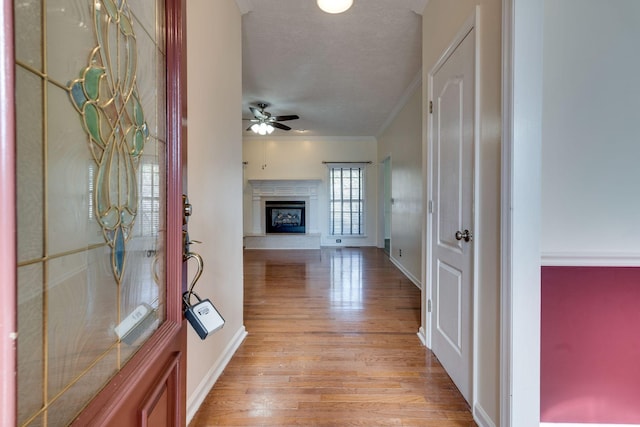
[
  {"xmin": 186, "ymin": 0, "xmax": 246, "ymax": 421},
  {"xmin": 422, "ymin": 1, "xmax": 502, "ymax": 425},
  {"xmin": 378, "ymin": 86, "xmax": 423, "ymax": 286},
  {"xmin": 542, "ymin": 0, "xmax": 640, "ymax": 263},
  {"xmin": 243, "ymin": 136, "xmax": 378, "ymax": 247}
]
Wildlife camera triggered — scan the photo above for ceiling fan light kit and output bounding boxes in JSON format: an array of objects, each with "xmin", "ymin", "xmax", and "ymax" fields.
[
  {"xmin": 251, "ymin": 122, "xmax": 274, "ymax": 135},
  {"xmin": 244, "ymin": 102, "xmax": 300, "ymax": 135},
  {"xmin": 317, "ymin": 0, "xmax": 353, "ymax": 14}
]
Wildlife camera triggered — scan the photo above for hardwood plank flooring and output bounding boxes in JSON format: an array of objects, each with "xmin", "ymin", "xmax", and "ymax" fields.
[{"xmin": 189, "ymin": 248, "xmax": 476, "ymax": 427}]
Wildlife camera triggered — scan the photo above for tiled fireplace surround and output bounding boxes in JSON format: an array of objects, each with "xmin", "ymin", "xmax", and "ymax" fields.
[{"xmin": 244, "ymin": 179, "xmax": 321, "ymax": 249}]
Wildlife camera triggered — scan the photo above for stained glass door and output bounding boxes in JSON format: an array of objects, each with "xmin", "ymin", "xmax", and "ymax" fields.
[{"xmin": 13, "ymin": 0, "xmax": 186, "ymax": 424}]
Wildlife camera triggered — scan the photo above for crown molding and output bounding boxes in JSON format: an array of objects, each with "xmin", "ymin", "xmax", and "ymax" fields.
[
  {"xmin": 234, "ymin": 0, "xmax": 253, "ymax": 14},
  {"xmin": 409, "ymin": 0, "xmax": 429, "ymax": 15},
  {"xmin": 376, "ymin": 68, "xmax": 422, "ymax": 137}
]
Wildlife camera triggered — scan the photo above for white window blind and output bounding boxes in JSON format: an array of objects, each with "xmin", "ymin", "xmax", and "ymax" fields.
[
  {"xmin": 137, "ymin": 160, "xmax": 160, "ymax": 237},
  {"xmin": 328, "ymin": 164, "xmax": 365, "ymax": 236}
]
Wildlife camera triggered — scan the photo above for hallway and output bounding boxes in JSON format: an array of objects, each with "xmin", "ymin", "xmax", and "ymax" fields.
[{"xmin": 189, "ymin": 248, "xmax": 476, "ymax": 426}]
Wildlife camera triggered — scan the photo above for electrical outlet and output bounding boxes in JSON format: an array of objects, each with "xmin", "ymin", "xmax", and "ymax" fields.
[
  {"xmin": 399, "ymin": 249, "xmax": 402, "ymax": 257},
  {"xmin": 336, "ymin": 239, "xmax": 342, "ymax": 243}
]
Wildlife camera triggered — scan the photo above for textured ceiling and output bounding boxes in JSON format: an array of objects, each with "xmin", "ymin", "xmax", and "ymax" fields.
[{"xmin": 238, "ymin": 0, "xmax": 424, "ymax": 137}]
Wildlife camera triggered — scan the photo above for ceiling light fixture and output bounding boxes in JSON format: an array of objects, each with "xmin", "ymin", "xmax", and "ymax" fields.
[
  {"xmin": 317, "ymin": 0, "xmax": 353, "ymax": 14},
  {"xmin": 251, "ymin": 121, "xmax": 274, "ymax": 135}
]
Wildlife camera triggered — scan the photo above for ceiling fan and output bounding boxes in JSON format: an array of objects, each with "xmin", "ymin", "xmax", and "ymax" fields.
[{"xmin": 244, "ymin": 102, "xmax": 300, "ymax": 134}]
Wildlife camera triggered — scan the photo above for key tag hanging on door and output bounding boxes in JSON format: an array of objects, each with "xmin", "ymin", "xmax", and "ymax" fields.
[{"xmin": 182, "ymin": 252, "xmax": 225, "ymax": 340}]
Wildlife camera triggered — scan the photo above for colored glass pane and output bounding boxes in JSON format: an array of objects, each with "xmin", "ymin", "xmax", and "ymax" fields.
[
  {"xmin": 83, "ymin": 103, "xmax": 102, "ymax": 144},
  {"xmin": 85, "ymin": 67, "xmax": 104, "ymax": 100}
]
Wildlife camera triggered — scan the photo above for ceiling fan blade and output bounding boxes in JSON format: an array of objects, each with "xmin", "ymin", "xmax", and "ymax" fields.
[
  {"xmin": 273, "ymin": 115, "xmax": 299, "ymax": 122},
  {"xmin": 249, "ymin": 106, "xmax": 269, "ymax": 120},
  {"xmin": 271, "ymin": 122, "xmax": 292, "ymax": 131},
  {"xmin": 246, "ymin": 124, "xmax": 256, "ymax": 131}
]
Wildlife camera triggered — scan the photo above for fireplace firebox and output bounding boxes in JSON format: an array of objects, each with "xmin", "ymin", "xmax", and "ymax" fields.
[{"xmin": 265, "ymin": 200, "xmax": 306, "ymax": 234}]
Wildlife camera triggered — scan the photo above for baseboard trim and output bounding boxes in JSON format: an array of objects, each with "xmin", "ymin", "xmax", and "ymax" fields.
[
  {"xmin": 474, "ymin": 403, "xmax": 497, "ymax": 427},
  {"xmin": 389, "ymin": 256, "xmax": 422, "ymax": 289},
  {"xmin": 186, "ymin": 325, "xmax": 248, "ymax": 423},
  {"xmin": 417, "ymin": 326, "xmax": 427, "ymax": 347},
  {"xmin": 541, "ymin": 423, "xmax": 640, "ymax": 427}
]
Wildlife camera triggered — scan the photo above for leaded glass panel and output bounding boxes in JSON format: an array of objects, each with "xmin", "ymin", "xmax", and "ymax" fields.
[{"xmin": 15, "ymin": 0, "xmax": 167, "ymax": 424}]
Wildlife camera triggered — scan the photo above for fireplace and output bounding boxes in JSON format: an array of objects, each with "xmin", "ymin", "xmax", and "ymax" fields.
[{"xmin": 265, "ymin": 200, "xmax": 306, "ymax": 234}]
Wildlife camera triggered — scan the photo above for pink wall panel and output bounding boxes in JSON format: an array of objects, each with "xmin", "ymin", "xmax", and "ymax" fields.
[{"xmin": 541, "ymin": 266, "xmax": 640, "ymax": 423}]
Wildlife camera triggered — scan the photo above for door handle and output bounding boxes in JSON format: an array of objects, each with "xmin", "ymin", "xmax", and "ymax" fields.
[
  {"xmin": 455, "ymin": 229, "xmax": 473, "ymax": 242},
  {"xmin": 182, "ymin": 232, "xmax": 202, "ymax": 260},
  {"xmin": 182, "ymin": 194, "xmax": 200, "ymax": 257},
  {"xmin": 184, "ymin": 251, "xmax": 204, "ymax": 295}
]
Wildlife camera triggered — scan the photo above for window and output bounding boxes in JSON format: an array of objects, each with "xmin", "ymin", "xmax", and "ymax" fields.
[
  {"xmin": 329, "ymin": 165, "xmax": 364, "ymax": 235},
  {"xmin": 87, "ymin": 160, "xmax": 160, "ymax": 238},
  {"xmin": 137, "ymin": 159, "xmax": 161, "ymax": 237}
]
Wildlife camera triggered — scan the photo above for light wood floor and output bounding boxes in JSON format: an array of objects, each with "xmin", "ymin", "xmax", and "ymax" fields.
[{"xmin": 189, "ymin": 248, "xmax": 476, "ymax": 426}]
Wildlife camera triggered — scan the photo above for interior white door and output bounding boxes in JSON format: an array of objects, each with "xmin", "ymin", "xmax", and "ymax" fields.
[{"xmin": 430, "ymin": 27, "xmax": 475, "ymax": 403}]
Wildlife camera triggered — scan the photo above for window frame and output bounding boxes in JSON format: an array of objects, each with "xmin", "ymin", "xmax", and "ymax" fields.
[{"xmin": 327, "ymin": 163, "xmax": 367, "ymax": 237}]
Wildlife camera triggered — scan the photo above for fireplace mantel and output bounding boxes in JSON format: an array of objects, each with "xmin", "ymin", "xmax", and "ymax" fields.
[
  {"xmin": 248, "ymin": 179, "xmax": 322, "ymax": 197},
  {"xmin": 247, "ymin": 179, "xmax": 322, "ymax": 236}
]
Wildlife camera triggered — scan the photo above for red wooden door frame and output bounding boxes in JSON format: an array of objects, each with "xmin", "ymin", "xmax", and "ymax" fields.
[{"xmin": 0, "ymin": 0, "xmax": 17, "ymax": 424}]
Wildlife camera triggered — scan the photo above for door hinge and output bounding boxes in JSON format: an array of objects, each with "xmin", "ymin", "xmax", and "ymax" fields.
[
  {"xmin": 428, "ymin": 299, "xmax": 432, "ymax": 313},
  {"xmin": 428, "ymin": 200, "xmax": 433, "ymax": 214},
  {"xmin": 429, "ymin": 101, "xmax": 433, "ymax": 114}
]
